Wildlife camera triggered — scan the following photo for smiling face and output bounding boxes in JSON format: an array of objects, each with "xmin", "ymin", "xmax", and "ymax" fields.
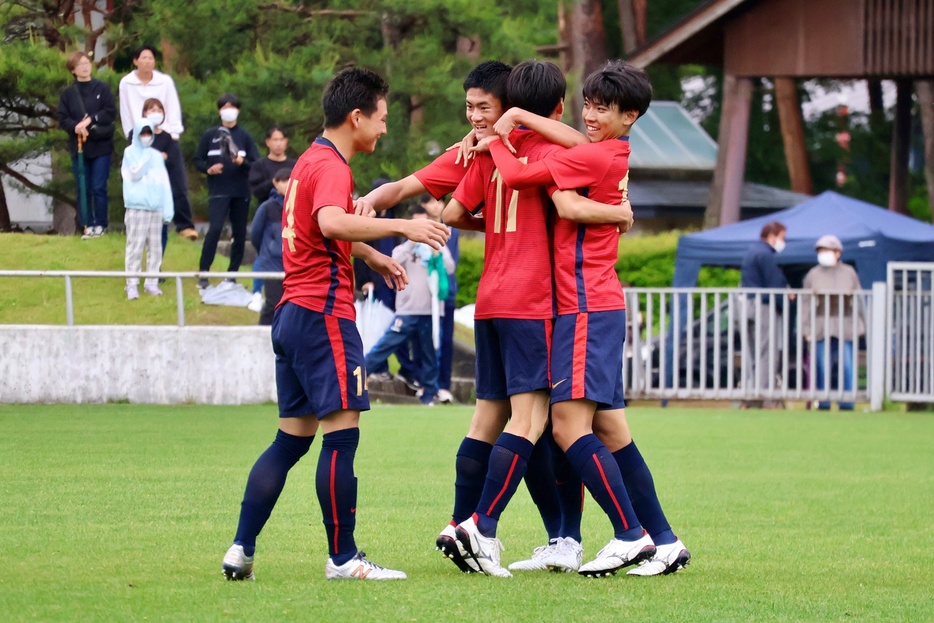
[
  {"xmin": 465, "ymin": 88, "xmax": 504, "ymax": 140},
  {"xmin": 133, "ymin": 50, "xmax": 156, "ymax": 75},
  {"xmin": 581, "ymin": 98, "xmax": 636, "ymax": 143},
  {"xmin": 354, "ymin": 98, "xmax": 388, "ymax": 154}
]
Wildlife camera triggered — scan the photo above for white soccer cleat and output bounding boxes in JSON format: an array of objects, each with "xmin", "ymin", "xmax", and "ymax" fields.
[
  {"xmin": 435, "ymin": 389, "xmax": 455, "ymax": 404},
  {"xmin": 578, "ymin": 533, "xmax": 656, "ymax": 577},
  {"xmin": 247, "ymin": 292, "xmax": 264, "ymax": 312},
  {"xmin": 455, "ymin": 516, "xmax": 512, "ymax": 578},
  {"xmin": 437, "ymin": 523, "xmax": 480, "ymax": 573},
  {"xmin": 222, "ymin": 544, "xmax": 255, "ymax": 581},
  {"xmin": 627, "ymin": 539, "xmax": 691, "ymax": 576},
  {"xmin": 550, "ymin": 537, "xmax": 583, "ymax": 573},
  {"xmin": 507, "ymin": 540, "xmax": 558, "ymax": 571},
  {"xmin": 325, "ymin": 551, "xmax": 407, "ymax": 580}
]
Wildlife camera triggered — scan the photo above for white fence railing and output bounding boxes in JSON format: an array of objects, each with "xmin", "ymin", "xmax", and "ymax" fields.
[{"xmin": 887, "ymin": 263, "xmax": 934, "ymax": 403}]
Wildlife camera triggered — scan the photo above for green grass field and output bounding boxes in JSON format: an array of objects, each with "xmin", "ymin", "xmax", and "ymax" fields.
[{"xmin": 1, "ymin": 404, "xmax": 931, "ymax": 622}]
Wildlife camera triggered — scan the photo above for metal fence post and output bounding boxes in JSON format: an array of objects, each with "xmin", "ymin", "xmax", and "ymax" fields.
[
  {"xmin": 870, "ymin": 281, "xmax": 887, "ymax": 411},
  {"xmin": 64, "ymin": 275, "xmax": 74, "ymax": 326},
  {"xmin": 176, "ymin": 277, "xmax": 185, "ymax": 327}
]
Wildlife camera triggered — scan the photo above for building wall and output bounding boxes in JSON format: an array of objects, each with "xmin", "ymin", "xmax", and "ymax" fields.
[{"xmin": 0, "ymin": 326, "xmax": 277, "ymax": 404}]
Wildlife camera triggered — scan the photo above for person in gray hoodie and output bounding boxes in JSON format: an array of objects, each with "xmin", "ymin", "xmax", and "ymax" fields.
[{"xmin": 121, "ymin": 119, "xmax": 174, "ymax": 300}]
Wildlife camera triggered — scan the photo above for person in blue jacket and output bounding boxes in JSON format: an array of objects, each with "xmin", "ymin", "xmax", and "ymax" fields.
[{"xmin": 250, "ymin": 168, "xmax": 290, "ymax": 325}]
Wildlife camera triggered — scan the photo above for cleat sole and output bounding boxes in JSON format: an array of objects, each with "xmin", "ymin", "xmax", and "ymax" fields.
[
  {"xmin": 578, "ymin": 545, "xmax": 656, "ymax": 578},
  {"xmin": 662, "ymin": 549, "xmax": 691, "ymax": 575},
  {"xmin": 436, "ymin": 535, "xmax": 478, "ymax": 573}
]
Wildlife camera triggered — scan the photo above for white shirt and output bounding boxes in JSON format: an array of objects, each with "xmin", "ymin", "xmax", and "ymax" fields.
[{"xmin": 118, "ymin": 69, "xmax": 184, "ymax": 139}]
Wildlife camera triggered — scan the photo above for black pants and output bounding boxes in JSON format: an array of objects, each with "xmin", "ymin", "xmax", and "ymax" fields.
[
  {"xmin": 259, "ymin": 278, "xmax": 283, "ymax": 326},
  {"xmin": 171, "ymin": 191, "xmax": 196, "ymax": 232},
  {"xmin": 199, "ymin": 195, "xmax": 249, "ymax": 272}
]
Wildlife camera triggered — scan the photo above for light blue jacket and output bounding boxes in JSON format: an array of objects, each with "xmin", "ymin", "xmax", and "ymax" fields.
[{"xmin": 121, "ymin": 119, "xmax": 174, "ymax": 222}]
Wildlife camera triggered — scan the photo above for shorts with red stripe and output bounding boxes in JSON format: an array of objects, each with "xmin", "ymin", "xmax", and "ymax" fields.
[
  {"xmin": 271, "ymin": 301, "xmax": 369, "ymax": 418},
  {"xmin": 474, "ymin": 318, "xmax": 552, "ymax": 399},
  {"xmin": 550, "ymin": 310, "xmax": 626, "ymax": 409}
]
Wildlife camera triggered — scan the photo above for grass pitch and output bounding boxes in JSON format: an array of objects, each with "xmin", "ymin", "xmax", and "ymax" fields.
[{"xmin": 0, "ymin": 404, "xmax": 931, "ymax": 622}]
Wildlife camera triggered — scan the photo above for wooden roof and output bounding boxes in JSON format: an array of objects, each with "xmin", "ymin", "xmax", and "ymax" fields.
[{"xmin": 627, "ymin": 0, "xmax": 934, "ymax": 78}]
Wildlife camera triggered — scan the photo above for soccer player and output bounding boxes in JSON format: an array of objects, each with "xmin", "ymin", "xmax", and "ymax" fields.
[
  {"xmin": 358, "ymin": 61, "xmax": 584, "ymax": 575},
  {"xmin": 440, "ymin": 60, "xmax": 604, "ymax": 578},
  {"xmin": 221, "ymin": 67, "xmax": 449, "ymax": 582},
  {"xmin": 484, "ymin": 60, "xmax": 690, "ymax": 577}
]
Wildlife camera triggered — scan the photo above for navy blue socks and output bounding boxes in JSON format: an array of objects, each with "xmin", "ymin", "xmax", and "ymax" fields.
[
  {"xmin": 475, "ymin": 433, "xmax": 535, "ymax": 537},
  {"xmin": 523, "ymin": 431, "xmax": 562, "ymax": 540},
  {"xmin": 234, "ymin": 429, "xmax": 314, "ymax": 556},
  {"xmin": 614, "ymin": 441, "xmax": 676, "ymax": 545},
  {"xmin": 452, "ymin": 437, "xmax": 494, "ymax": 524},
  {"xmin": 565, "ymin": 434, "xmax": 643, "ymax": 541},
  {"xmin": 551, "ymin": 435, "xmax": 584, "ymax": 543},
  {"xmin": 316, "ymin": 428, "xmax": 360, "ymax": 566}
]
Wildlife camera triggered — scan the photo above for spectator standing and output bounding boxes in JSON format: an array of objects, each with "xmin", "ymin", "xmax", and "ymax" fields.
[
  {"xmin": 56, "ymin": 51, "xmax": 116, "ymax": 238},
  {"xmin": 364, "ymin": 207, "xmax": 454, "ymax": 406},
  {"xmin": 248, "ymin": 126, "xmax": 298, "ymax": 204},
  {"xmin": 250, "ymin": 168, "xmax": 290, "ymax": 326},
  {"xmin": 739, "ymin": 221, "xmax": 789, "ymax": 408},
  {"xmin": 121, "ymin": 119, "xmax": 173, "ymax": 300},
  {"xmin": 419, "ymin": 193, "xmax": 459, "ymax": 404},
  {"xmin": 801, "ymin": 235, "xmax": 864, "ymax": 410},
  {"xmin": 192, "ymin": 93, "xmax": 261, "ymax": 287},
  {"xmin": 119, "ymin": 45, "xmax": 185, "ymax": 140}
]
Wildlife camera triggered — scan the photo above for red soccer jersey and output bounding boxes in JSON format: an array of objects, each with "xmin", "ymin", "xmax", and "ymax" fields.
[
  {"xmin": 545, "ymin": 138, "xmax": 630, "ymax": 314},
  {"xmin": 413, "ymin": 148, "xmax": 468, "ymax": 199},
  {"xmin": 278, "ymin": 137, "xmax": 357, "ymax": 320},
  {"xmin": 453, "ymin": 129, "xmax": 562, "ymax": 320}
]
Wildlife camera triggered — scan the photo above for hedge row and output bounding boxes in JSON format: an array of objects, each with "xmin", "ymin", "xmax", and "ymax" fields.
[{"xmin": 454, "ymin": 231, "xmax": 740, "ymax": 307}]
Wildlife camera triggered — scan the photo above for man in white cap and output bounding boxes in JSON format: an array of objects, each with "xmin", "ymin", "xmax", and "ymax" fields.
[{"xmin": 801, "ymin": 234, "xmax": 864, "ymax": 410}]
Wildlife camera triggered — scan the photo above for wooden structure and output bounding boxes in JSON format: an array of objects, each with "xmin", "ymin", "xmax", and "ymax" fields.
[{"xmin": 627, "ymin": 0, "xmax": 934, "ymax": 226}]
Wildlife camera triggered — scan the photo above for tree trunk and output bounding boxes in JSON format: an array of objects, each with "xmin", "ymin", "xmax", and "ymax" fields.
[
  {"xmin": 0, "ymin": 175, "xmax": 12, "ymax": 232},
  {"xmin": 774, "ymin": 77, "xmax": 813, "ymax": 195},
  {"xmin": 564, "ymin": 0, "xmax": 607, "ymax": 128},
  {"xmin": 705, "ymin": 75, "xmax": 753, "ymax": 228},
  {"xmin": 617, "ymin": 0, "xmax": 646, "ymax": 53},
  {"xmin": 888, "ymin": 79, "xmax": 912, "ymax": 215},
  {"xmin": 915, "ymin": 80, "xmax": 934, "ymax": 221}
]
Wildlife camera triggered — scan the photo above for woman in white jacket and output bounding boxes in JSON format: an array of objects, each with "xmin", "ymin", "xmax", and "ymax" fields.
[{"xmin": 122, "ymin": 119, "xmax": 174, "ymax": 299}]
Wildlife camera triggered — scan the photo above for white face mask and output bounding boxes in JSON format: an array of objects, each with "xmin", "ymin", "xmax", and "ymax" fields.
[
  {"xmin": 772, "ymin": 239, "xmax": 786, "ymax": 254},
  {"xmin": 146, "ymin": 112, "xmax": 164, "ymax": 127},
  {"xmin": 817, "ymin": 250, "xmax": 838, "ymax": 267},
  {"xmin": 140, "ymin": 135, "xmax": 154, "ymax": 147},
  {"xmin": 220, "ymin": 108, "xmax": 239, "ymax": 123}
]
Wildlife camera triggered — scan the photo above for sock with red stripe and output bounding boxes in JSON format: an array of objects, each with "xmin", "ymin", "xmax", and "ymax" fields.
[
  {"xmin": 614, "ymin": 441, "xmax": 676, "ymax": 546},
  {"xmin": 234, "ymin": 429, "xmax": 314, "ymax": 557},
  {"xmin": 316, "ymin": 428, "xmax": 359, "ymax": 566},
  {"xmin": 453, "ymin": 437, "xmax": 494, "ymax": 524},
  {"xmin": 551, "ymin": 434, "xmax": 584, "ymax": 543},
  {"xmin": 475, "ymin": 432, "xmax": 535, "ymax": 537},
  {"xmin": 523, "ymin": 431, "xmax": 562, "ymax": 540},
  {"xmin": 565, "ymin": 434, "xmax": 643, "ymax": 541}
]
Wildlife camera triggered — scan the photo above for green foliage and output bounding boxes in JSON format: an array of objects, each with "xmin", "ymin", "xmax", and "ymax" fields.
[{"xmin": 454, "ymin": 235, "xmax": 483, "ymax": 308}]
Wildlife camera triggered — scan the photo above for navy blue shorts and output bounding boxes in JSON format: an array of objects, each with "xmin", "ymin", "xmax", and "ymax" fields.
[
  {"xmin": 550, "ymin": 310, "xmax": 626, "ymax": 409},
  {"xmin": 474, "ymin": 318, "xmax": 552, "ymax": 400},
  {"xmin": 271, "ymin": 302, "xmax": 369, "ymax": 418}
]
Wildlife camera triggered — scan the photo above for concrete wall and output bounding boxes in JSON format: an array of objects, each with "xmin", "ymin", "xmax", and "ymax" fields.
[{"xmin": 0, "ymin": 326, "xmax": 276, "ymax": 404}]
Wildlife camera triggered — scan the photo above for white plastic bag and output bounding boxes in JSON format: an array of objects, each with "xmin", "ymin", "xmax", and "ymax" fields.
[{"xmin": 355, "ymin": 293, "xmax": 395, "ymax": 355}]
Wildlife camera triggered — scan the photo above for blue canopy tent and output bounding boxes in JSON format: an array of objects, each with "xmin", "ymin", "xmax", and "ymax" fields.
[{"xmin": 673, "ymin": 191, "xmax": 934, "ymax": 288}]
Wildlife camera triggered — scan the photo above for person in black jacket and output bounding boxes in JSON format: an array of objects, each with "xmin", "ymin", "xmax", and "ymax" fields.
[
  {"xmin": 56, "ymin": 51, "xmax": 117, "ymax": 238},
  {"xmin": 192, "ymin": 93, "xmax": 260, "ymax": 287},
  {"xmin": 248, "ymin": 126, "xmax": 297, "ymax": 205}
]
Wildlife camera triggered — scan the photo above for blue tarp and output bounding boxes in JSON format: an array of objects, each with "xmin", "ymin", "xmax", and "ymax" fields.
[{"xmin": 673, "ymin": 191, "xmax": 934, "ymax": 288}]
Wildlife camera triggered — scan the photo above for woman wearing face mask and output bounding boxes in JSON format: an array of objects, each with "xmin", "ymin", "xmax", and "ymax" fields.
[
  {"xmin": 801, "ymin": 235, "xmax": 864, "ymax": 411},
  {"xmin": 130, "ymin": 99, "xmax": 199, "ymax": 244},
  {"xmin": 121, "ymin": 119, "xmax": 174, "ymax": 300},
  {"xmin": 192, "ymin": 93, "xmax": 261, "ymax": 288}
]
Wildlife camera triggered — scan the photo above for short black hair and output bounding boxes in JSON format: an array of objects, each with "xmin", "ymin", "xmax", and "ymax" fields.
[
  {"xmin": 463, "ymin": 61, "xmax": 512, "ymax": 107},
  {"xmin": 273, "ymin": 167, "xmax": 293, "ymax": 182},
  {"xmin": 266, "ymin": 125, "xmax": 289, "ymax": 139},
  {"xmin": 760, "ymin": 221, "xmax": 787, "ymax": 239},
  {"xmin": 133, "ymin": 45, "xmax": 158, "ymax": 61},
  {"xmin": 217, "ymin": 93, "xmax": 241, "ymax": 110},
  {"xmin": 505, "ymin": 60, "xmax": 565, "ymax": 118},
  {"xmin": 322, "ymin": 67, "xmax": 389, "ymax": 129},
  {"xmin": 582, "ymin": 60, "xmax": 653, "ymax": 118},
  {"xmin": 418, "ymin": 193, "xmax": 434, "ymax": 205},
  {"xmin": 410, "ymin": 205, "xmax": 428, "ymax": 217}
]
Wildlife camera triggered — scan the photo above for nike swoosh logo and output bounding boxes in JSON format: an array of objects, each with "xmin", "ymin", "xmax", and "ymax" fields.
[{"xmin": 552, "ymin": 378, "xmax": 568, "ymax": 389}]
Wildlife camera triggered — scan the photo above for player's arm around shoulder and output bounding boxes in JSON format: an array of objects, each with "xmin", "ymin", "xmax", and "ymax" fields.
[
  {"xmin": 551, "ymin": 189, "xmax": 633, "ymax": 228},
  {"xmin": 317, "ymin": 205, "xmax": 449, "ymax": 249},
  {"xmin": 440, "ymin": 197, "xmax": 485, "ymax": 232}
]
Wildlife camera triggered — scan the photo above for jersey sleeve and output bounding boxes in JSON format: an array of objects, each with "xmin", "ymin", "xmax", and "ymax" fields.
[
  {"xmin": 413, "ymin": 149, "xmax": 465, "ymax": 199},
  {"xmin": 452, "ymin": 156, "xmax": 487, "ymax": 215},
  {"xmin": 544, "ymin": 144, "xmax": 612, "ymax": 192},
  {"xmin": 310, "ymin": 163, "xmax": 353, "ymax": 216},
  {"xmin": 489, "ymin": 140, "xmax": 554, "ymax": 190}
]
